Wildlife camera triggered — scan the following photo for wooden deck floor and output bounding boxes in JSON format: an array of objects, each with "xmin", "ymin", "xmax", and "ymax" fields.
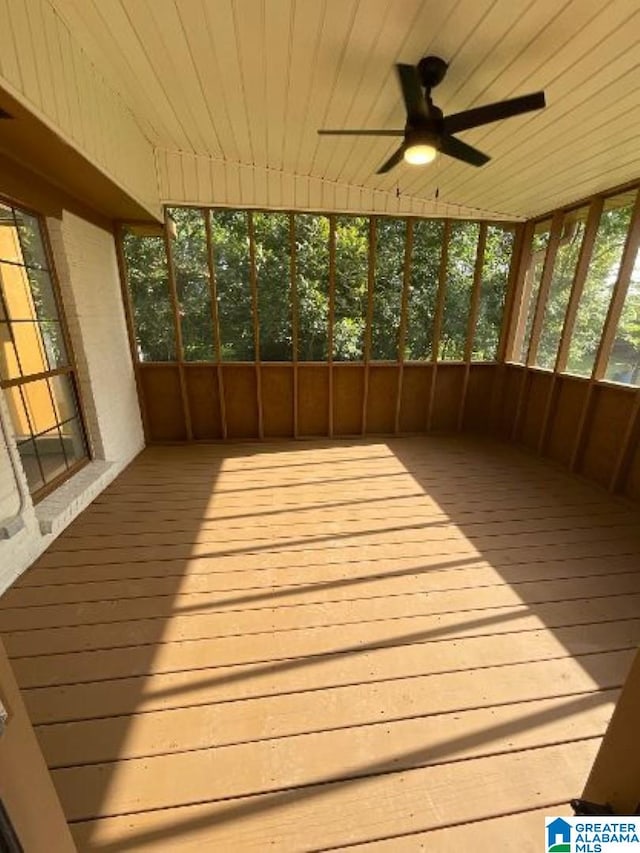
[{"xmin": 2, "ymin": 436, "xmax": 640, "ymax": 851}]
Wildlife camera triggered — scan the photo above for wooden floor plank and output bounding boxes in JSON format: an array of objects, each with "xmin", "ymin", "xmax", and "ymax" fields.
[
  {"xmin": 61, "ymin": 499, "xmax": 629, "ymax": 540},
  {"xmin": 3, "ymin": 563, "xmax": 640, "ymax": 632},
  {"xmin": 12, "ymin": 597, "xmax": 640, "ymax": 689},
  {"xmin": 347, "ymin": 806, "xmax": 564, "ymax": 850},
  {"xmin": 16, "ymin": 537, "xmax": 640, "ymax": 589},
  {"xmin": 5, "ymin": 577, "xmax": 640, "ymax": 658},
  {"xmin": 38, "ymin": 652, "xmax": 628, "ymax": 768},
  {"xmin": 68, "ymin": 740, "xmax": 599, "ymax": 849},
  {"xmin": 4, "ymin": 569, "xmax": 640, "ymax": 634},
  {"xmin": 3, "ymin": 552, "xmax": 639, "ymax": 610},
  {"xmin": 23, "ymin": 623, "xmax": 640, "ymax": 725},
  {"xmin": 47, "ymin": 507, "xmax": 635, "ymax": 553},
  {"xmin": 73, "ymin": 489, "xmax": 610, "ymax": 526},
  {"xmin": 52, "ymin": 695, "xmax": 615, "ymax": 820},
  {"xmin": 30, "ymin": 522, "xmax": 640, "ymax": 571}
]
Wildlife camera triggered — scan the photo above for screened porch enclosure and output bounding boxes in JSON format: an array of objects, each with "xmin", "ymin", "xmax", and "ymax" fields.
[{"xmin": 115, "ymin": 183, "xmax": 640, "ymax": 507}]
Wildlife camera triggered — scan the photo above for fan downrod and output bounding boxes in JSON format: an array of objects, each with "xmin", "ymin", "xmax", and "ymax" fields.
[{"xmin": 417, "ymin": 56, "xmax": 448, "ymax": 90}]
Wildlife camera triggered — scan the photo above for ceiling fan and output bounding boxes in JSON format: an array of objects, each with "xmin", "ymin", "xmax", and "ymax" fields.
[{"xmin": 318, "ymin": 56, "xmax": 545, "ymax": 174}]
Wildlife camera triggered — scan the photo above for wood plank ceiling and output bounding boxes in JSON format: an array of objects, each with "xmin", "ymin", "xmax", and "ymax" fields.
[{"xmin": 49, "ymin": 0, "xmax": 640, "ymax": 220}]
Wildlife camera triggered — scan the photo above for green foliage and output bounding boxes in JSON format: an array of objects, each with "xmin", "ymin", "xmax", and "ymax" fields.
[
  {"xmin": 123, "ymin": 208, "xmax": 515, "ymax": 367},
  {"xmin": 567, "ymin": 201, "xmax": 633, "ymax": 376},
  {"xmin": 519, "ymin": 223, "xmax": 551, "ymax": 363},
  {"xmin": 473, "ymin": 225, "xmax": 514, "ymax": 361},
  {"xmin": 211, "ymin": 210, "xmax": 255, "ymax": 361},
  {"xmin": 334, "ymin": 216, "xmax": 368, "ymax": 361},
  {"xmin": 405, "ymin": 219, "xmax": 443, "ymax": 360},
  {"xmin": 440, "ymin": 222, "xmax": 480, "ymax": 360},
  {"xmin": 170, "ymin": 208, "xmax": 215, "ymax": 361},
  {"xmin": 255, "ymin": 212, "xmax": 292, "ymax": 361},
  {"xmin": 607, "ymin": 269, "xmax": 640, "ymax": 383},
  {"xmin": 122, "ymin": 232, "xmax": 176, "ymax": 361},
  {"xmin": 295, "ymin": 214, "xmax": 329, "ymax": 360},
  {"xmin": 372, "ymin": 219, "xmax": 405, "ymax": 360},
  {"xmin": 536, "ymin": 211, "xmax": 587, "ymax": 369}
]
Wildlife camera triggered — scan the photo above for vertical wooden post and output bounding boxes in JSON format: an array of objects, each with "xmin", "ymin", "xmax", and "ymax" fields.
[
  {"xmin": 490, "ymin": 223, "xmax": 525, "ymax": 434},
  {"xmin": 497, "ymin": 222, "xmax": 527, "ymax": 364},
  {"xmin": 247, "ymin": 211, "xmax": 264, "ymax": 440},
  {"xmin": 571, "ymin": 190, "xmax": 640, "ymax": 472},
  {"xmin": 459, "ymin": 222, "xmax": 487, "ymax": 431},
  {"xmin": 593, "ymin": 190, "xmax": 640, "ymax": 381},
  {"xmin": 427, "ymin": 219, "xmax": 451, "ymax": 431},
  {"xmin": 362, "ymin": 216, "xmax": 376, "ymax": 435},
  {"xmin": 395, "ymin": 218, "xmax": 413, "ymax": 434},
  {"xmin": 328, "ymin": 215, "xmax": 336, "ymax": 438},
  {"xmin": 581, "ymin": 647, "xmax": 640, "ymax": 815},
  {"xmin": 525, "ymin": 210, "xmax": 564, "ymax": 367},
  {"xmin": 163, "ymin": 208, "xmax": 193, "ymax": 440},
  {"xmin": 511, "ymin": 211, "xmax": 563, "ymax": 441},
  {"xmin": 506, "ymin": 220, "xmax": 536, "ymax": 365},
  {"xmin": 204, "ymin": 209, "xmax": 227, "ymax": 440},
  {"xmin": 289, "ymin": 213, "xmax": 299, "ymax": 439},
  {"xmin": 555, "ymin": 197, "xmax": 604, "ymax": 373},
  {"xmin": 538, "ymin": 200, "xmax": 603, "ymax": 453}
]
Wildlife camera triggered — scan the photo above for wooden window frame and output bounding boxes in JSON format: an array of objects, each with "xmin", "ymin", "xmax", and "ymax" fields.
[{"xmin": 0, "ymin": 194, "xmax": 91, "ymax": 502}]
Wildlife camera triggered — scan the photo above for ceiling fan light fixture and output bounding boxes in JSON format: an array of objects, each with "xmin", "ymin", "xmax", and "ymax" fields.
[{"xmin": 404, "ymin": 143, "xmax": 437, "ymax": 165}]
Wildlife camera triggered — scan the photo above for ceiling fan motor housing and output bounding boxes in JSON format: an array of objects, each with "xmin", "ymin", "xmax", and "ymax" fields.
[
  {"xmin": 405, "ymin": 125, "xmax": 441, "ymax": 150},
  {"xmin": 417, "ymin": 55, "xmax": 449, "ymax": 90}
]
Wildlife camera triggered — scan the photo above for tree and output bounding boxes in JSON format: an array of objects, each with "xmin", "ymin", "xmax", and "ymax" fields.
[
  {"xmin": 122, "ymin": 208, "xmax": 516, "ymax": 369},
  {"xmin": 122, "ymin": 232, "xmax": 176, "ymax": 361},
  {"xmin": 334, "ymin": 216, "xmax": 368, "ymax": 361},
  {"xmin": 171, "ymin": 207, "xmax": 214, "ymax": 361},
  {"xmin": 566, "ymin": 203, "xmax": 633, "ymax": 375}
]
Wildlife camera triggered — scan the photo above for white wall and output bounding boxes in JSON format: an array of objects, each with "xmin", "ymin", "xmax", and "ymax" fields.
[{"xmin": 0, "ymin": 211, "xmax": 144, "ymax": 593}]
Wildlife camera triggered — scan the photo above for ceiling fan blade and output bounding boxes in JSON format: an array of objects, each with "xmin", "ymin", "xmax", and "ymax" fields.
[
  {"xmin": 318, "ymin": 129, "xmax": 404, "ymax": 136},
  {"xmin": 396, "ymin": 64, "xmax": 430, "ymax": 121},
  {"xmin": 440, "ymin": 135, "xmax": 490, "ymax": 167},
  {"xmin": 376, "ymin": 145, "xmax": 405, "ymax": 174},
  {"xmin": 444, "ymin": 91, "xmax": 545, "ymax": 134}
]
